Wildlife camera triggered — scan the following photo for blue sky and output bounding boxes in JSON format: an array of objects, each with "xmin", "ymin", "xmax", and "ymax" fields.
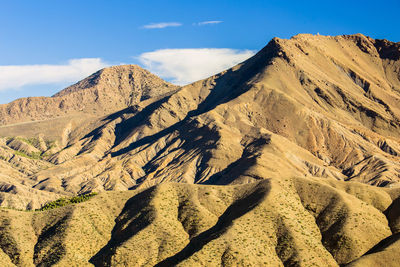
[{"xmin": 0, "ymin": 0, "xmax": 399, "ymax": 103}]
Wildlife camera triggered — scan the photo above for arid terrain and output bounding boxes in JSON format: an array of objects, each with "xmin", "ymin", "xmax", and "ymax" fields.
[{"xmin": 0, "ymin": 33, "xmax": 400, "ymax": 266}]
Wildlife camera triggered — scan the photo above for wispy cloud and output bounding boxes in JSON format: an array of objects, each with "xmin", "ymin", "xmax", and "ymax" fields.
[
  {"xmin": 138, "ymin": 48, "xmax": 255, "ymax": 85},
  {"xmin": 0, "ymin": 58, "xmax": 108, "ymax": 91},
  {"xmin": 142, "ymin": 22, "xmax": 182, "ymax": 29},
  {"xmin": 196, "ymin": 20, "xmax": 223, "ymax": 26}
]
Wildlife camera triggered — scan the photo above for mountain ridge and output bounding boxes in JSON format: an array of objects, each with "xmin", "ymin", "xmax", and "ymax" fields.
[
  {"xmin": 1, "ymin": 33, "xmax": 400, "ymax": 266},
  {"xmin": 1, "ymin": 33, "xmax": 400, "ymax": 207}
]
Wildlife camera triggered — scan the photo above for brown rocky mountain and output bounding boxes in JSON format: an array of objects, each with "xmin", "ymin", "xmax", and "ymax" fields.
[
  {"xmin": 0, "ymin": 33, "xmax": 400, "ymax": 266},
  {"xmin": 0, "ymin": 65, "xmax": 178, "ymax": 126}
]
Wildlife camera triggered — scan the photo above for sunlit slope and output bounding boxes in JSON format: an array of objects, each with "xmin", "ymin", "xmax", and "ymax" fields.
[
  {"xmin": 1, "ymin": 34, "xmax": 400, "ymax": 211},
  {"xmin": 0, "ymin": 176, "xmax": 398, "ymax": 266},
  {"xmin": 29, "ymin": 34, "xmax": 400, "ymax": 196}
]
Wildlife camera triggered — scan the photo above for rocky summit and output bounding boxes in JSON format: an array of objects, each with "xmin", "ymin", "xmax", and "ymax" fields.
[{"xmin": 0, "ymin": 34, "xmax": 400, "ymax": 266}]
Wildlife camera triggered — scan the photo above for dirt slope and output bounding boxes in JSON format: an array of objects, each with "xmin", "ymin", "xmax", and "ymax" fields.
[
  {"xmin": 1, "ymin": 34, "xmax": 400, "ymax": 210},
  {"xmin": 0, "ymin": 177, "xmax": 397, "ymax": 266}
]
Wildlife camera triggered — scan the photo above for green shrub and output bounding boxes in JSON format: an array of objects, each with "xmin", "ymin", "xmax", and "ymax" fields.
[
  {"xmin": 7, "ymin": 136, "xmax": 56, "ymax": 160},
  {"xmin": 37, "ymin": 192, "xmax": 98, "ymax": 211},
  {"xmin": 13, "ymin": 150, "xmax": 42, "ymax": 160}
]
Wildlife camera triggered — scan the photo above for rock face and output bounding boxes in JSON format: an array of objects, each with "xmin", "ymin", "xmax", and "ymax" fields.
[{"xmin": 1, "ymin": 33, "xmax": 400, "ymax": 266}]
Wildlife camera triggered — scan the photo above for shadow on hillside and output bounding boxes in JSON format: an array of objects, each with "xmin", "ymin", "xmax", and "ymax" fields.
[
  {"xmin": 33, "ymin": 211, "xmax": 73, "ymax": 266},
  {"xmin": 110, "ymin": 39, "xmax": 280, "ymax": 158},
  {"xmin": 203, "ymin": 135, "xmax": 271, "ymax": 185},
  {"xmin": 89, "ymin": 187, "xmax": 158, "ymax": 266},
  {"xmin": 363, "ymin": 232, "xmax": 400, "ymax": 256},
  {"xmin": 138, "ymin": 120, "xmax": 220, "ymax": 184},
  {"xmin": 154, "ymin": 180, "xmax": 271, "ymax": 266},
  {"xmin": 81, "ymin": 95, "xmax": 171, "ymax": 145},
  {"xmin": 185, "ymin": 40, "xmax": 279, "ymax": 117}
]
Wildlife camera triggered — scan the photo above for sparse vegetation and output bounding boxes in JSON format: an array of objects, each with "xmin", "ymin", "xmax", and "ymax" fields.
[
  {"xmin": 36, "ymin": 192, "xmax": 98, "ymax": 211},
  {"xmin": 0, "ymin": 180, "xmax": 384, "ymax": 266},
  {"xmin": 13, "ymin": 150, "xmax": 44, "ymax": 160},
  {"xmin": 3, "ymin": 136, "xmax": 56, "ymax": 160},
  {"xmin": 17, "ymin": 137, "xmax": 40, "ymax": 148},
  {"xmin": 0, "ymin": 34, "xmax": 399, "ymax": 266}
]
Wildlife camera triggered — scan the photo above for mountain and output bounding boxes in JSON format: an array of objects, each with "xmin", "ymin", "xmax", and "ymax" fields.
[
  {"xmin": 0, "ymin": 65, "xmax": 178, "ymax": 126},
  {"xmin": 0, "ymin": 33, "xmax": 400, "ymax": 266}
]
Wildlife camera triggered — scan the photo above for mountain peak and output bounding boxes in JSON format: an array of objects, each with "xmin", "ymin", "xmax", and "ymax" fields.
[
  {"xmin": 0, "ymin": 64, "xmax": 178, "ymax": 126},
  {"xmin": 53, "ymin": 64, "xmax": 174, "ymax": 99}
]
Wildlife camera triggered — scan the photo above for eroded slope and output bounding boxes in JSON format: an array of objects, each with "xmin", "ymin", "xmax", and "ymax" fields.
[
  {"xmin": 1, "ymin": 34, "xmax": 400, "ymax": 210},
  {"xmin": 0, "ymin": 177, "xmax": 397, "ymax": 266}
]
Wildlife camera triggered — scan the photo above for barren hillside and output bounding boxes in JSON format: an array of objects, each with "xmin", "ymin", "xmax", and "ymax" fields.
[
  {"xmin": 0, "ymin": 33, "xmax": 400, "ymax": 266},
  {"xmin": 0, "ymin": 178, "xmax": 399, "ymax": 266}
]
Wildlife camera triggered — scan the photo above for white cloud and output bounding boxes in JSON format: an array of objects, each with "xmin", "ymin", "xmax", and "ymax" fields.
[
  {"xmin": 197, "ymin": 20, "xmax": 223, "ymax": 26},
  {"xmin": 142, "ymin": 22, "xmax": 182, "ymax": 29},
  {"xmin": 138, "ymin": 48, "xmax": 255, "ymax": 85},
  {"xmin": 0, "ymin": 58, "xmax": 108, "ymax": 91}
]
